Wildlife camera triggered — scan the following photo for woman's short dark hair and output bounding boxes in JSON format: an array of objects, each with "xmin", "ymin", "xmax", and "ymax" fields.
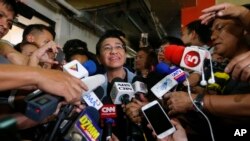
[{"xmin": 96, "ymin": 30, "xmax": 126, "ymax": 56}]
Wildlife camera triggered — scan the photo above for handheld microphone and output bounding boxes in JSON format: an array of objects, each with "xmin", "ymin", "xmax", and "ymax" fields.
[
  {"xmin": 100, "ymin": 104, "xmax": 117, "ymax": 141},
  {"xmin": 63, "ymin": 59, "xmax": 97, "ymax": 78},
  {"xmin": 132, "ymin": 76, "xmax": 148, "ymax": 95},
  {"xmin": 80, "ymin": 74, "xmax": 105, "ymax": 110},
  {"xmin": 164, "ymin": 45, "xmax": 216, "ymax": 86},
  {"xmin": 151, "ymin": 66, "xmax": 187, "ymax": 99},
  {"xmin": 82, "ymin": 85, "xmax": 104, "ymax": 111},
  {"xmin": 164, "ymin": 45, "xmax": 207, "ymax": 72},
  {"xmin": 64, "ymin": 106, "xmax": 102, "ymax": 141},
  {"xmin": 110, "ymin": 78, "xmax": 134, "ymax": 105},
  {"xmin": 24, "ymin": 74, "xmax": 105, "ymax": 121},
  {"xmin": 82, "ymin": 60, "xmax": 97, "ymax": 76},
  {"xmin": 155, "ymin": 62, "xmax": 171, "ymax": 75},
  {"xmin": 155, "ymin": 63, "xmax": 187, "ymax": 83}
]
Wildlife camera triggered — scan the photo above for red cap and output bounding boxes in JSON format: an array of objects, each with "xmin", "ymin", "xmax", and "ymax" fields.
[{"xmin": 164, "ymin": 45, "xmax": 185, "ymax": 65}]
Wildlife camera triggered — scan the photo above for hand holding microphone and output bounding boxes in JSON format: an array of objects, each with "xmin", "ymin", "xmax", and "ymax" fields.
[
  {"xmin": 124, "ymin": 99, "xmax": 145, "ymax": 124},
  {"xmin": 152, "ymin": 65, "xmax": 187, "ymax": 99},
  {"xmin": 64, "ymin": 106, "xmax": 102, "ymax": 141},
  {"xmin": 100, "ymin": 104, "xmax": 117, "ymax": 141},
  {"xmin": 163, "ymin": 91, "xmax": 195, "ymax": 116}
]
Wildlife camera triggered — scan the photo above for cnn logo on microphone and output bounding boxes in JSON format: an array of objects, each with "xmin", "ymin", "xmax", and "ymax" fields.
[
  {"xmin": 180, "ymin": 46, "xmax": 206, "ymax": 72},
  {"xmin": 100, "ymin": 105, "xmax": 117, "ymax": 118}
]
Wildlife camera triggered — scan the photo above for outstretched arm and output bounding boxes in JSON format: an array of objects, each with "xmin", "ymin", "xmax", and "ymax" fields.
[{"xmin": 0, "ymin": 64, "xmax": 88, "ymax": 103}]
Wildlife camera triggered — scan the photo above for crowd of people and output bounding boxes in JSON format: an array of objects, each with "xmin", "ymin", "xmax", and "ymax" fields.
[{"xmin": 1, "ymin": 0, "xmax": 250, "ymax": 141}]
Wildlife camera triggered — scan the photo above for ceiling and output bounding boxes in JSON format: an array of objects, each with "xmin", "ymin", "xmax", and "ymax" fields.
[{"xmin": 48, "ymin": 0, "xmax": 196, "ymax": 53}]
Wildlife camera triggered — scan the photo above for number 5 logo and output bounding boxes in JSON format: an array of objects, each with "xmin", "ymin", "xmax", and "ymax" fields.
[{"xmin": 183, "ymin": 51, "xmax": 200, "ymax": 67}]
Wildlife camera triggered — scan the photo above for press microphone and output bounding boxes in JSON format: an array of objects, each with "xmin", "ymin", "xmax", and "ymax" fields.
[
  {"xmin": 59, "ymin": 87, "xmax": 104, "ymax": 137},
  {"xmin": 132, "ymin": 76, "xmax": 147, "ymax": 94},
  {"xmin": 151, "ymin": 66, "xmax": 187, "ymax": 99},
  {"xmin": 164, "ymin": 45, "xmax": 207, "ymax": 72},
  {"xmin": 82, "ymin": 85, "xmax": 104, "ymax": 110},
  {"xmin": 64, "ymin": 106, "xmax": 102, "ymax": 141},
  {"xmin": 24, "ymin": 74, "xmax": 105, "ymax": 121},
  {"xmin": 82, "ymin": 60, "xmax": 97, "ymax": 76},
  {"xmin": 164, "ymin": 45, "xmax": 216, "ymax": 86},
  {"xmin": 100, "ymin": 104, "xmax": 117, "ymax": 141},
  {"xmin": 63, "ymin": 59, "xmax": 97, "ymax": 79},
  {"xmin": 110, "ymin": 78, "xmax": 134, "ymax": 105},
  {"xmin": 63, "ymin": 60, "xmax": 89, "ymax": 79},
  {"xmin": 155, "ymin": 62, "xmax": 171, "ymax": 75}
]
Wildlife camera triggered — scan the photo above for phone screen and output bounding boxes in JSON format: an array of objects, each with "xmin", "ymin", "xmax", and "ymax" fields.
[{"xmin": 143, "ymin": 103, "xmax": 173, "ymax": 135}]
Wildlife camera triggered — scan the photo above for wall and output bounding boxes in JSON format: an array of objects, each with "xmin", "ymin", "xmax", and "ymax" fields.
[
  {"xmin": 216, "ymin": 0, "xmax": 250, "ymax": 5},
  {"xmin": 22, "ymin": 0, "xmax": 99, "ymax": 53},
  {"xmin": 181, "ymin": 0, "xmax": 249, "ymax": 26},
  {"xmin": 181, "ymin": 0, "xmax": 215, "ymax": 26}
]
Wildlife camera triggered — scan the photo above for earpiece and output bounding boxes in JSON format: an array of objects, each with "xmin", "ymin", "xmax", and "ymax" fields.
[
  {"xmin": 200, "ymin": 79, "xmax": 207, "ymax": 86},
  {"xmin": 200, "ymin": 65, "xmax": 207, "ymax": 86},
  {"xmin": 208, "ymin": 78, "xmax": 215, "ymax": 84},
  {"xmin": 208, "ymin": 52, "xmax": 215, "ymax": 84}
]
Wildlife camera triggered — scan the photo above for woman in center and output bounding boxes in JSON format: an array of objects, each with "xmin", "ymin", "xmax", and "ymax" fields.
[{"xmin": 96, "ymin": 30, "xmax": 147, "ymax": 141}]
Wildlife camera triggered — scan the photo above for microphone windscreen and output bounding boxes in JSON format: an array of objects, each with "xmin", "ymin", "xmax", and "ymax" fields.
[
  {"xmin": 145, "ymin": 72, "xmax": 165, "ymax": 101},
  {"xmin": 93, "ymin": 86, "xmax": 105, "ymax": 100},
  {"xmin": 132, "ymin": 75, "xmax": 146, "ymax": 83},
  {"xmin": 84, "ymin": 106, "xmax": 100, "ymax": 122},
  {"xmin": 164, "ymin": 45, "xmax": 185, "ymax": 65},
  {"xmin": 155, "ymin": 62, "xmax": 171, "ymax": 75},
  {"xmin": 82, "ymin": 60, "xmax": 97, "ymax": 76},
  {"xmin": 146, "ymin": 72, "xmax": 165, "ymax": 88},
  {"xmin": 111, "ymin": 77, "xmax": 124, "ymax": 85}
]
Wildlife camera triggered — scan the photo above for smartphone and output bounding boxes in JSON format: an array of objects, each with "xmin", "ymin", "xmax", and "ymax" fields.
[{"xmin": 141, "ymin": 100, "xmax": 175, "ymax": 139}]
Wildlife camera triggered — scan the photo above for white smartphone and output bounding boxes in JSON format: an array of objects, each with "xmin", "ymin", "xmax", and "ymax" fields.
[{"xmin": 141, "ymin": 100, "xmax": 176, "ymax": 139}]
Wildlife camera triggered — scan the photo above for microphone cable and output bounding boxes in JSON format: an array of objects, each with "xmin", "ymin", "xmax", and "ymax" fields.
[{"xmin": 185, "ymin": 78, "xmax": 215, "ymax": 141}]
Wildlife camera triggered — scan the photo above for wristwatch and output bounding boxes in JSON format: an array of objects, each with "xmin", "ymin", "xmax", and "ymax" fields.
[{"xmin": 193, "ymin": 94, "xmax": 205, "ymax": 111}]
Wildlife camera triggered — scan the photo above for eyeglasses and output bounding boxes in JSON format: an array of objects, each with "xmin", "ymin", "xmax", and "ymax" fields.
[{"xmin": 101, "ymin": 44, "xmax": 125, "ymax": 53}]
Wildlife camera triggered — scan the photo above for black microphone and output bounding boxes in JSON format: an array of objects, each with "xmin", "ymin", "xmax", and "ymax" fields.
[{"xmin": 64, "ymin": 106, "xmax": 102, "ymax": 141}]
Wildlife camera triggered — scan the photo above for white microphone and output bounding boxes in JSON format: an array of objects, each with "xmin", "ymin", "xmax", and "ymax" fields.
[
  {"xmin": 81, "ymin": 74, "xmax": 105, "ymax": 110},
  {"xmin": 110, "ymin": 78, "xmax": 134, "ymax": 105},
  {"xmin": 132, "ymin": 81, "xmax": 148, "ymax": 95},
  {"xmin": 151, "ymin": 67, "xmax": 186, "ymax": 99},
  {"xmin": 64, "ymin": 60, "xmax": 105, "ymax": 110},
  {"xmin": 63, "ymin": 60, "xmax": 89, "ymax": 79},
  {"xmin": 132, "ymin": 75, "xmax": 148, "ymax": 95},
  {"xmin": 164, "ymin": 45, "xmax": 207, "ymax": 73},
  {"xmin": 164, "ymin": 45, "xmax": 216, "ymax": 86}
]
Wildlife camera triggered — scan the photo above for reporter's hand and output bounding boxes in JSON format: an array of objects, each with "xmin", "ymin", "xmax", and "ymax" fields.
[
  {"xmin": 108, "ymin": 133, "xmax": 119, "ymax": 141},
  {"xmin": 163, "ymin": 92, "xmax": 195, "ymax": 115},
  {"xmin": 29, "ymin": 41, "xmax": 60, "ymax": 67},
  {"xmin": 224, "ymin": 51, "xmax": 250, "ymax": 81},
  {"xmin": 199, "ymin": 3, "xmax": 249, "ymax": 25},
  {"xmin": 124, "ymin": 99, "xmax": 146, "ymax": 124},
  {"xmin": 36, "ymin": 69, "xmax": 88, "ymax": 103},
  {"xmin": 149, "ymin": 119, "xmax": 187, "ymax": 141}
]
